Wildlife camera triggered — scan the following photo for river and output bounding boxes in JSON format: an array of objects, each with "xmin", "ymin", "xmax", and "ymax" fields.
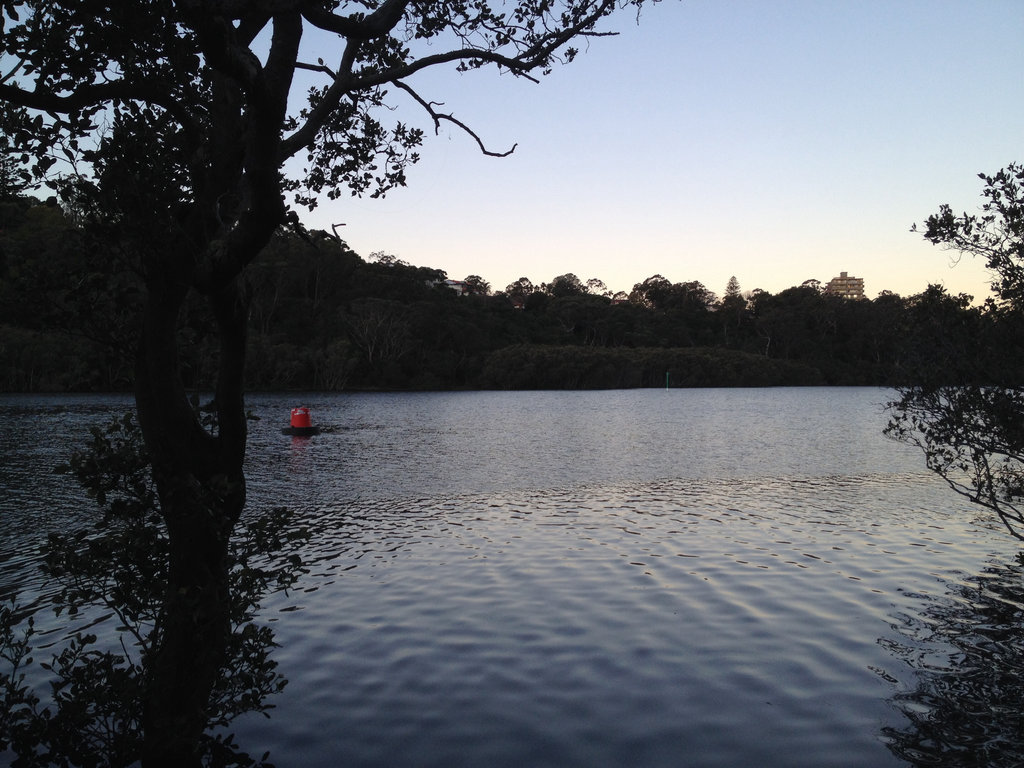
[{"xmin": 1, "ymin": 388, "xmax": 1021, "ymax": 767}]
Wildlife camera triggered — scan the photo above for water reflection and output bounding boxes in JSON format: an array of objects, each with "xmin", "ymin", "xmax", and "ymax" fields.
[{"xmin": 880, "ymin": 553, "xmax": 1024, "ymax": 767}]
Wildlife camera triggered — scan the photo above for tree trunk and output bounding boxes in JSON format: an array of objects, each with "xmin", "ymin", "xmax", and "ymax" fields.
[
  {"xmin": 135, "ymin": 279, "xmax": 249, "ymax": 766},
  {"xmin": 141, "ymin": 479, "xmax": 237, "ymax": 767}
]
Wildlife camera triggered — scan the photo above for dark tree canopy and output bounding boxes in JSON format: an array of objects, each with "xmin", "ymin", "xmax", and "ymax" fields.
[
  {"xmin": 503, "ymin": 276, "xmax": 537, "ymax": 301},
  {"xmin": 463, "ymin": 274, "xmax": 491, "ymax": 295},
  {"xmin": 4, "ymin": 195, "xmax": 1014, "ymax": 394},
  {"xmin": 913, "ymin": 165, "xmax": 1024, "ymax": 310},
  {"xmin": 545, "ymin": 272, "xmax": 586, "ymax": 297}
]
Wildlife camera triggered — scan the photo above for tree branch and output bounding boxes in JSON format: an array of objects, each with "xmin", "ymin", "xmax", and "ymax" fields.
[
  {"xmin": 280, "ymin": 1, "xmax": 623, "ymax": 161},
  {"xmin": 176, "ymin": 3, "xmax": 263, "ymax": 92},
  {"xmin": 196, "ymin": 13, "xmax": 302, "ymax": 293},
  {"xmin": 278, "ymin": 38, "xmax": 360, "ymax": 160},
  {"xmin": 0, "ymin": 58, "xmax": 26, "ymax": 85},
  {"xmin": 344, "ymin": 4, "xmax": 621, "ymax": 94},
  {"xmin": 301, "ymin": 0, "xmax": 411, "ymax": 41},
  {"xmin": 392, "ymin": 80, "xmax": 516, "ymax": 157},
  {"xmin": 295, "ymin": 60, "xmax": 337, "ymax": 78},
  {"xmin": 0, "ymin": 79, "xmax": 164, "ymax": 115}
]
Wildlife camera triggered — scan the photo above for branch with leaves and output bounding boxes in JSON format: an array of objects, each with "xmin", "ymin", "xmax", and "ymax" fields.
[{"xmin": 889, "ymin": 164, "xmax": 1024, "ymax": 542}]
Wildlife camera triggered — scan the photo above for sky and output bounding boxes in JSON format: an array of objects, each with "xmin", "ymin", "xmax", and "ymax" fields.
[{"xmin": 300, "ymin": 0, "xmax": 1024, "ymax": 301}]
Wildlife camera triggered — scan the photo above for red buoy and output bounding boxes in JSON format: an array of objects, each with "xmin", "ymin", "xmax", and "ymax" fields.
[
  {"xmin": 283, "ymin": 406, "xmax": 319, "ymax": 436},
  {"xmin": 290, "ymin": 407, "xmax": 312, "ymax": 429}
]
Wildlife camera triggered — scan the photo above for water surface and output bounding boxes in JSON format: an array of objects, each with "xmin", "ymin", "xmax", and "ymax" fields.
[{"xmin": 1, "ymin": 388, "xmax": 1021, "ymax": 767}]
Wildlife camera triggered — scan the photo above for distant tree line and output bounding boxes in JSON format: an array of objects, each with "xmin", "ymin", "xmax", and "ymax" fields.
[{"xmin": 1, "ymin": 194, "xmax": 1014, "ymax": 392}]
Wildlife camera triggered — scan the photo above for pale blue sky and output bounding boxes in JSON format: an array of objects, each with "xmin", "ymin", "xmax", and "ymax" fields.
[{"xmin": 302, "ymin": 0, "xmax": 1024, "ymax": 300}]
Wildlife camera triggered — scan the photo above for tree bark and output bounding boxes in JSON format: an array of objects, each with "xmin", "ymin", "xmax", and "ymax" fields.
[{"xmin": 135, "ymin": 277, "xmax": 249, "ymax": 766}]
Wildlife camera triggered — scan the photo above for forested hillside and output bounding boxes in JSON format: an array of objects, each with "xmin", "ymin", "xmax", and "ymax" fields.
[{"xmin": 0, "ymin": 195, "xmax": 1011, "ymax": 392}]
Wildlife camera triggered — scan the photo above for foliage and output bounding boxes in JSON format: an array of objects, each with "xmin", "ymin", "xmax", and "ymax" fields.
[
  {"xmin": 913, "ymin": 164, "xmax": 1024, "ymax": 309},
  {"xmin": 544, "ymin": 273, "xmax": 587, "ymax": 298},
  {"xmin": 887, "ymin": 387, "xmax": 1024, "ymax": 540},
  {"xmin": 502, "ymin": 277, "xmax": 537, "ymax": 303},
  {"xmin": 888, "ymin": 164, "xmax": 1024, "ymax": 541},
  {"xmin": 723, "ymin": 275, "xmax": 741, "ymax": 299},
  {"xmin": 462, "ymin": 275, "xmax": 491, "ymax": 296},
  {"xmin": 0, "ymin": 413, "xmax": 308, "ymax": 766}
]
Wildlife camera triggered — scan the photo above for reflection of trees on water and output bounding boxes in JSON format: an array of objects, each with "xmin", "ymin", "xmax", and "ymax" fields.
[{"xmin": 880, "ymin": 553, "xmax": 1024, "ymax": 768}]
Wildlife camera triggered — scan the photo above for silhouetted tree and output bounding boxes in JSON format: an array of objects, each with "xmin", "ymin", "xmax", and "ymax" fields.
[
  {"xmin": 503, "ymin": 277, "xmax": 536, "ymax": 301},
  {"xmin": 368, "ymin": 250, "xmax": 410, "ymax": 267},
  {"xmin": 463, "ymin": 274, "xmax": 491, "ymax": 296},
  {"xmin": 0, "ymin": 1, "xmax": 665, "ymax": 761},
  {"xmin": 887, "ymin": 164, "xmax": 1024, "ymax": 540},
  {"xmin": 545, "ymin": 272, "xmax": 587, "ymax": 298},
  {"xmin": 719, "ymin": 276, "xmax": 748, "ymax": 346},
  {"xmin": 723, "ymin": 275, "xmax": 741, "ymax": 299},
  {"xmin": 630, "ymin": 274, "xmax": 673, "ymax": 310}
]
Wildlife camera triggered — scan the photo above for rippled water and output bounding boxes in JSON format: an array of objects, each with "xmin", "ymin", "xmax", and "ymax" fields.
[{"xmin": 1, "ymin": 389, "xmax": 1022, "ymax": 767}]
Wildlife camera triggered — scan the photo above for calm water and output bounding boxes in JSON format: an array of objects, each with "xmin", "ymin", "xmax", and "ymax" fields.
[{"xmin": 1, "ymin": 388, "xmax": 1022, "ymax": 767}]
